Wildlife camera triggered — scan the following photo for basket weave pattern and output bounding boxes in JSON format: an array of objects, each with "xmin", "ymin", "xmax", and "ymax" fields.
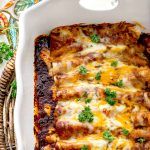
[{"xmin": 0, "ymin": 55, "xmax": 16, "ymax": 149}]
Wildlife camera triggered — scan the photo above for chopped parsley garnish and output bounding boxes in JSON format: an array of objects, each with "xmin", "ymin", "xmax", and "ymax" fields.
[
  {"xmin": 105, "ymin": 88, "xmax": 117, "ymax": 98},
  {"xmin": 77, "ymin": 97, "xmax": 92, "ymax": 104},
  {"xmin": 83, "ymin": 91, "xmax": 88, "ymax": 97},
  {"xmin": 122, "ymin": 128, "xmax": 129, "ymax": 136},
  {"xmin": 0, "ymin": 42, "xmax": 14, "ymax": 64},
  {"xmin": 77, "ymin": 98, "xmax": 82, "ymax": 101},
  {"xmin": 10, "ymin": 79, "xmax": 17, "ymax": 98},
  {"xmin": 90, "ymin": 34, "xmax": 100, "ymax": 43},
  {"xmin": 104, "ymin": 88, "xmax": 116, "ymax": 105},
  {"xmin": 137, "ymin": 137, "xmax": 146, "ymax": 143},
  {"xmin": 105, "ymin": 96, "xmax": 116, "ymax": 106},
  {"xmin": 95, "ymin": 71, "xmax": 101, "ymax": 80},
  {"xmin": 77, "ymin": 92, "xmax": 92, "ymax": 104},
  {"xmin": 113, "ymin": 80, "xmax": 124, "ymax": 87},
  {"xmin": 78, "ymin": 106, "xmax": 94, "ymax": 123},
  {"xmin": 79, "ymin": 66, "xmax": 87, "ymax": 75},
  {"xmin": 81, "ymin": 145, "xmax": 88, "ymax": 150},
  {"xmin": 111, "ymin": 61, "xmax": 118, "ymax": 67},
  {"xmin": 103, "ymin": 130, "xmax": 114, "ymax": 142},
  {"xmin": 77, "ymin": 92, "xmax": 88, "ymax": 100},
  {"xmin": 85, "ymin": 98, "xmax": 92, "ymax": 104}
]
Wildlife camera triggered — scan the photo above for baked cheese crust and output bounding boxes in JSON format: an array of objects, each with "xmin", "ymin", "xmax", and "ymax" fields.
[{"xmin": 34, "ymin": 22, "xmax": 150, "ymax": 150}]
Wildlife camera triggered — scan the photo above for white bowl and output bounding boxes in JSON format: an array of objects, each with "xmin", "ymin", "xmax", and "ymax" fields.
[{"xmin": 14, "ymin": 0, "xmax": 150, "ymax": 149}]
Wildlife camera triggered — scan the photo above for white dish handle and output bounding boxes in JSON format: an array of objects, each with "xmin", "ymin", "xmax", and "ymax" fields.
[{"xmin": 79, "ymin": 0, "xmax": 119, "ymax": 11}]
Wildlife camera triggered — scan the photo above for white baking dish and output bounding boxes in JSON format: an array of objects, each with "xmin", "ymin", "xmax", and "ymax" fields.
[{"xmin": 14, "ymin": 0, "xmax": 150, "ymax": 149}]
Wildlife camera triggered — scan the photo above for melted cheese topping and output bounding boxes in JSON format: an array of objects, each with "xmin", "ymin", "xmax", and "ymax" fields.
[{"xmin": 49, "ymin": 28, "xmax": 149, "ymax": 149}]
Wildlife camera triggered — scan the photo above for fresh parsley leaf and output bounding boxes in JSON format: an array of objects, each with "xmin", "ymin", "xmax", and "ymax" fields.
[
  {"xmin": 77, "ymin": 92, "xmax": 91, "ymax": 104},
  {"xmin": 113, "ymin": 80, "xmax": 123, "ymax": 87},
  {"xmin": 105, "ymin": 96, "xmax": 116, "ymax": 106},
  {"xmin": 81, "ymin": 145, "xmax": 88, "ymax": 150},
  {"xmin": 95, "ymin": 71, "xmax": 101, "ymax": 80},
  {"xmin": 137, "ymin": 137, "xmax": 146, "ymax": 143},
  {"xmin": 83, "ymin": 91, "xmax": 88, "ymax": 97},
  {"xmin": 103, "ymin": 130, "xmax": 114, "ymax": 142},
  {"xmin": 122, "ymin": 128, "xmax": 129, "ymax": 136},
  {"xmin": 105, "ymin": 88, "xmax": 117, "ymax": 98},
  {"xmin": 85, "ymin": 98, "xmax": 92, "ymax": 104},
  {"xmin": 104, "ymin": 88, "xmax": 117, "ymax": 105},
  {"xmin": 0, "ymin": 42, "xmax": 10, "ymax": 52},
  {"xmin": 11, "ymin": 80, "xmax": 17, "ymax": 98},
  {"xmin": 77, "ymin": 98, "xmax": 82, "ymax": 101},
  {"xmin": 79, "ymin": 66, "xmax": 87, "ymax": 75},
  {"xmin": 4, "ymin": 50, "xmax": 14, "ymax": 60},
  {"xmin": 78, "ymin": 106, "xmax": 94, "ymax": 123},
  {"xmin": 0, "ymin": 42, "xmax": 14, "ymax": 64},
  {"xmin": 77, "ymin": 92, "xmax": 89, "ymax": 103},
  {"xmin": 90, "ymin": 34, "xmax": 100, "ymax": 43},
  {"xmin": 111, "ymin": 61, "xmax": 118, "ymax": 67}
]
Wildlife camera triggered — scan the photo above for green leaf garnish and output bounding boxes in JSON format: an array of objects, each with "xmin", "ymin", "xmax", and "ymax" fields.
[
  {"xmin": 103, "ymin": 130, "xmax": 114, "ymax": 142},
  {"xmin": 90, "ymin": 34, "xmax": 100, "ymax": 43},
  {"xmin": 77, "ymin": 98, "xmax": 82, "ymax": 101},
  {"xmin": 79, "ymin": 66, "xmax": 87, "ymax": 75},
  {"xmin": 122, "ymin": 128, "xmax": 129, "ymax": 136},
  {"xmin": 113, "ymin": 80, "xmax": 123, "ymax": 87},
  {"xmin": 105, "ymin": 88, "xmax": 117, "ymax": 98},
  {"xmin": 77, "ymin": 92, "xmax": 91, "ymax": 104},
  {"xmin": 81, "ymin": 145, "xmax": 88, "ymax": 150},
  {"xmin": 0, "ymin": 42, "xmax": 14, "ymax": 64},
  {"xmin": 111, "ymin": 61, "xmax": 118, "ymax": 67},
  {"xmin": 78, "ymin": 106, "xmax": 94, "ymax": 123},
  {"xmin": 85, "ymin": 98, "xmax": 92, "ymax": 104},
  {"xmin": 137, "ymin": 137, "xmax": 146, "ymax": 143},
  {"xmin": 104, "ymin": 88, "xmax": 117, "ymax": 105},
  {"xmin": 83, "ymin": 91, "xmax": 88, "ymax": 97},
  {"xmin": 105, "ymin": 96, "xmax": 116, "ymax": 106},
  {"xmin": 95, "ymin": 71, "xmax": 101, "ymax": 80}
]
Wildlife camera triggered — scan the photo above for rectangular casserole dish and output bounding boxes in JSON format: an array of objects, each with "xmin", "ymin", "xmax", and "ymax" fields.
[{"xmin": 15, "ymin": 0, "xmax": 150, "ymax": 149}]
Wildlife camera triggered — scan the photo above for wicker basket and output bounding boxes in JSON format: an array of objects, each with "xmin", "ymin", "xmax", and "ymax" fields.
[{"xmin": 0, "ymin": 55, "xmax": 16, "ymax": 150}]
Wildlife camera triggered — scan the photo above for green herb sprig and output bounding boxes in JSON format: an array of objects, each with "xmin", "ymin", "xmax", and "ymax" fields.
[
  {"xmin": 122, "ymin": 128, "xmax": 129, "ymax": 136},
  {"xmin": 105, "ymin": 88, "xmax": 117, "ymax": 98},
  {"xmin": 104, "ymin": 88, "xmax": 117, "ymax": 106},
  {"xmin": 90, "ymin": 34, "xmax": 100, "ymax": 43},
  {"xmin": 112, "ymin": 80, "xmax": 124, "ymax": 88},
  {"xmin": 0, "ymin": 42, "xmax": 14, "ymax": 64},
  {"xmin": 78, "ymin": 106, "xmax": 94, "ymax": 123},
  {"xmin": 81, "ymin": 145, "xmax": 88, "ymax": 150},
  {"xmin": 79, "ymin": 66, "xmax": 88, "ymax": 75},
  {"xmin": 103, "ymin": 130, "xmax": 114, "ymax": 142},
  {"xmin": 85, "ymin": 98, "xmax": 92, "ymax": 104},
  {"xmin": 105, "ymin": 96, "xmax": 116, "ymax": 106},
  {"xmin": 95, "ymin": 71, "xmax": 101, "ymax": 80},
  {"xmin": 77, "ymin": 91, "xmax": 92, "ymax": 104},
  {"xmin": 111, "ymin": 61, "xmax": 118, "ymax": 67}
]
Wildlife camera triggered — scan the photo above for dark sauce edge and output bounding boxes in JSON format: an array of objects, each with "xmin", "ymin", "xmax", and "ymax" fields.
[{"xmin": 34, "ymin": 35, "xmax": 56, "ymax": 149}]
